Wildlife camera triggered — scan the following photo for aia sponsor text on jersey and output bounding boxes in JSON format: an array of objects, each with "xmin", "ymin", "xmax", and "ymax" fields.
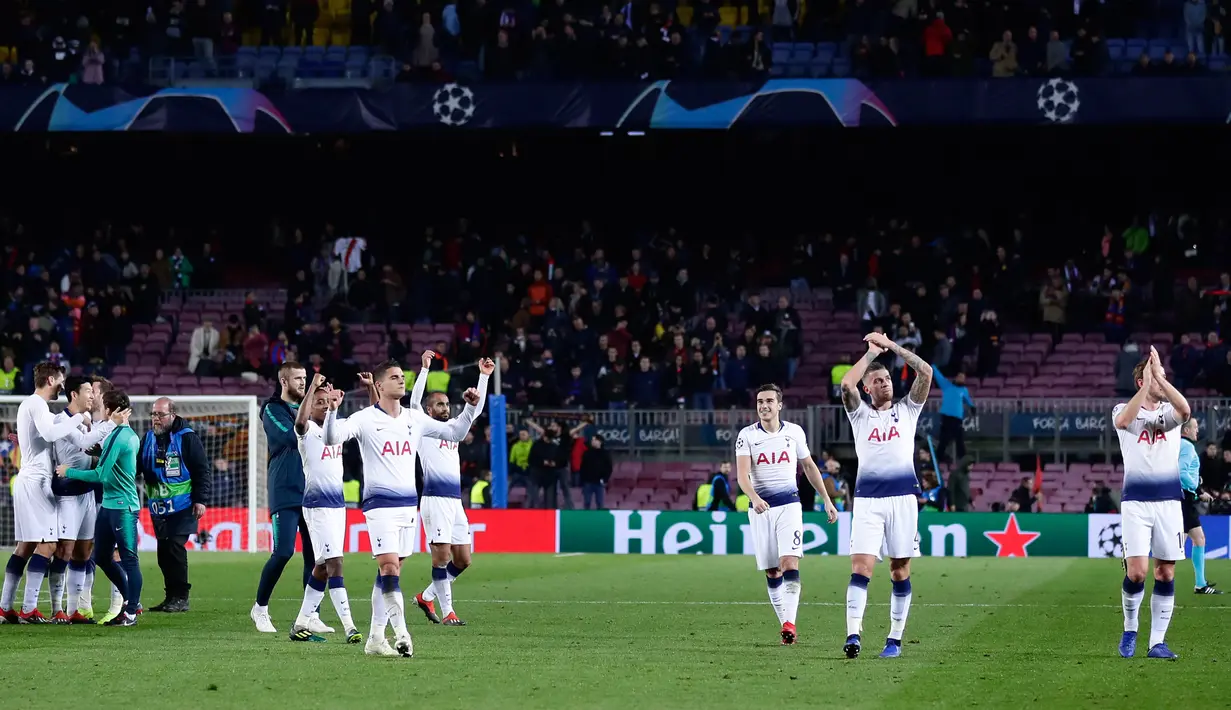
[
  {"xmin": 380, "ymin": 440, "xmax": 414, "ymax": 456},
  {"xmin": 437, "ymin": 439, "xmax": 459, "ymax": 451},
  {"xmin": 1137, "ymin": 428, "xmax": 1168, "ymax": 445},
  {"xmin": 866, "ymin": 426, "xmax": 901, "ymax": 442},
  {"xmin": 755, "ymin": 450, "xmax": 792, "ymax": 466},
  {"xmin": 319, "ymin": 443, "xmax": 343, "ymax": 460}
]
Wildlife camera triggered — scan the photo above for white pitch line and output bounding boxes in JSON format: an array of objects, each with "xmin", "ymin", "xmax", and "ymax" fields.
[{"xmin": 554, "ymin": 553, "xmax": 585, "ymax": 558}]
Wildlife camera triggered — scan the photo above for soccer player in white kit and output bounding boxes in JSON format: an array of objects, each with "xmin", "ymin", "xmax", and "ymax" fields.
[
  {"xmin": 400, "ymin": 350, "xmax": 476, "ymax": 626},
  {"xmin": 839, "ymin": 332, "xmax": 932, "ymax": 659},
  {"xmin": 0, "ymin": 363, "xmax": 91, "ymax": 624},
  {"xmin": 1112, "ymin": 347, "xmax": 1190, "ymax": 660},
  {"xmin": 735, "ymin": 384, "xmax": 838, "ymax": 646},
  {"xmin": 288, "ymin": 373, "xmax": 362, "ymax": 644},
  {"xmin": 323, "ymin": 358, "xmax": 492, "ymax": 658},
  {"xmin": 50, "ymin": 376, "xmax": 118, "ymax": 623}
]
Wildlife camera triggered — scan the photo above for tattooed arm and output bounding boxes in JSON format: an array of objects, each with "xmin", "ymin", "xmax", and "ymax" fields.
[
  {"xmin": 839, "ymin": 345, "xmax": 885, "ymax": 412},
  {"xmin": 866, "ymin": 332, "xmax": 933, "ymax": 405}
]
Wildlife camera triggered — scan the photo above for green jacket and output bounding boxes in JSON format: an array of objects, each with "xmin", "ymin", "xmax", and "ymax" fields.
[{"xmin": 66, "ymin": 425, "xmax": 141, "ymax": 512}]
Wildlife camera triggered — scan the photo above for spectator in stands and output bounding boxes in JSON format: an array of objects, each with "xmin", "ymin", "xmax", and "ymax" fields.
[
  {"xmin": 528, "ymin": 421, "xmax": 566, "ymax": 509},
  {"xmin": 1085, "ymin": 483, "xmax": 1116, "ymax": 514},
  {"xmin": 0, "ymin": 355, "xmax": 19, "ymax": 394},
  {"xmin": 579, "ymin": 435, "xmax": 611, "ymax": 510},
  {"xmin": 80, "ymin": 40, "xmax": 105, "ymax": 84},
  {"xmin": 684, "ymin": 350, "xmax": 716, "ymax": 409},
  {"xmin": 990, "ymin": 30, "xmax": 1019, "ymax": 77},
  {"xmin": 1008, "ymin": 477, "xmax": 1036, "ymax": 513},
  {"xmin": 507, "ymin": 428, "xmax": 533, "ymax": 497},
  {"xmin": 242, "ymin": 325, "xmax": 269, "ymax": 376},
  {"xmin": 856, "ymin": 278, "xmax": 887, "ymax": 331},
  {"xmin": 695, "ymin": 460, "xmax": 738, "ymax": 511},
  {"xmin": 977, "ymin": 309, "xmax": 1001, "ymax": 376},
  {"xmin": 1104, "ymin": 289, "xmax": 1128, "ymax": 344},
  {"xmin": 1186, "ymin": 0, "xmax": 1208, "ymax": 56},
  {"xmin": 1039, "ymin": 274, "xmax": 1068, "ymax": 343},
  {"xmin": 189, "ymin": 316, "xmax": 221, "ymax": 376},
  {"xmin": 919, "ymin": 470, "xmax": 946, "ymax": 511},
  {"xmin": 947, "ymin": 456, "xmax": 971, "ymax": 512}
]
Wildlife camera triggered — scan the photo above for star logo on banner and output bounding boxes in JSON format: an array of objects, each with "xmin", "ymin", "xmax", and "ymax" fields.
[{"xmin": 983, "ymin": 513, "xmax": 1041, "ymax": 557}]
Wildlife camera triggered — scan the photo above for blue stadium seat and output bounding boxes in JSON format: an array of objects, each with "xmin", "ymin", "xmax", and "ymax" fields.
[
  {"xmin": 1126, "ymin": 38, "xmax": 1147, "ymax": 54},
  {"xmin": 321, "ymin": 57, "xmax": 345, "ymax": 77},
  {"xmin": 258, "ymin": 46, "xmax": 281, "ymax": 58},
  {"xmin": 772, "ymin": 47, "xmax": 791, "ymax": 64},
  {"xmin": 791, "ymin": 48, "xmax": 812, "ymax": 63},
  {"xmin": 1148, "ymin": 38, "xmax": 1174, "ymax": 49},
  {"xmin": 792, "ymin": 42, "xmax": 813, "ymax": 53},
  {"xmin": 368, "ymin": 56, "xmax": 397, "ymax": 80},
  {"xmin": 1105, "ymin": 38, "xmax": 1126, "ymax": 51},
  {"xmin": 304, "ymin": 45, "xmax": 326, "ymax": 56},
  {"xmin": 831, "ymin": 58, "xmax": 851, "ymax": 77},
  {"xmin": 1211, "ymin": 57, "xmax": 1227, "ymax": 70},
  {"xmin": 809, "ymin": 58, "xmax": 830, "ymax": 76},
  {"xmin": 718, "ymin": 25, "xmax": 732, "ymax": 44},
  {"xmin": 1108, "ymin": 44, "xmax": 1123, "ymax": 60},
  {"xmin": 732, "ymin": 26, "xmax": 751, "ymax": 44},
  {"xmin": 254, "ymin": 58, "xmax": 277, "ymax": 80},
  {"xmin": 1148, "ymin": 46, "xmax": 1166, "ymax": 60},
  {"xmin": 786, "ymin": 64, "xmax": 807, "ymax": 76},
  {"xmin": 236, "ymin": 46, "xmax": 257, "ymax": 57},
  {"xmin": 298, "ymin": 54, "xmax": 322, "ymax": 77},
  {"xmin": 343, "ymin": 57, "xmax": 366, "ymax": 78},
  {"xmin": 769, "ymin": 64, "xmax": 786, "ymax": 76},
  {"xmin": 283, "ymin": 46, "xmax": 302, "ymax": 58}
]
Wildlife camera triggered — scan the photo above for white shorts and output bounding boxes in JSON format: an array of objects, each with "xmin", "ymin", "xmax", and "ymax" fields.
[
  {"xmin": 748, "ymin": 502, "xmax": 804, "ymax": 570},
  {"xmin": 12, "ymin": 474, "xmax": 57, "ymax": 543},
  {"xmin": 364, "ymin": 506, "xmax": 418, "ymax": 559},
  {"xmin": 56, "ymin": 493, "xmax": 98, "ymax": 541},
  {"xmin": 850, "ymin": 495, "xmax": 921, "ymax": 561},
  {"xmin": 303, "ymin": 507, "xmax": 346, "ymax": 561},
  {"xmin": 1121, "ymin": 500, "xmax": 1186, "ymax": 561},
  {"xmin": 420, "ymin": 496, "xmax": 471, "ymax": 546}
]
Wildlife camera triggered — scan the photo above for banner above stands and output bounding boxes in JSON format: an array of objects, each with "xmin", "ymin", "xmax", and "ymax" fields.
[{"xmin": 5, "ymin": 77, "xmax": 1231, "ymax": 132}]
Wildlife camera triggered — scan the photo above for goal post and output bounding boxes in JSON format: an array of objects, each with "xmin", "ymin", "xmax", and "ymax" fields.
[{"xmin": 0, "ymin": 395, "xmax": 267, "ymax": 552}]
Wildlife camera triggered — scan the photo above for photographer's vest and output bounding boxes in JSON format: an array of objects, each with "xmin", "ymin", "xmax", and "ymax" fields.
[
  {"xmin": 142, "ymin": 427, "xmax": 194, "ymax": 517},
  {"xmin": 470, "ymin": 479, "xmax": 489, "ymax": 508}
]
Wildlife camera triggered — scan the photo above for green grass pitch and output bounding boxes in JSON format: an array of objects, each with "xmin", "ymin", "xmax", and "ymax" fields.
[{"xmin": 1, "ymin": 553, "xmax": 1229, "ymax": 709}]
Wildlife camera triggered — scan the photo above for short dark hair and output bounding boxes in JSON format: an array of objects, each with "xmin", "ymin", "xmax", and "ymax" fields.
[
  {"xmin": 372, "ymin": 359, "xmax": 402, "ymax": 380},
  {"xmin": 91, "ymin": 376, "xmax": 114, "ymax": 394},
  {"xmin": 103, "ymin": 389, "xmax": 131, "ymax": 414},
  {"xmin": 1132, "ymin": 357, "xmax": 1150, "ymax": 386},
  {"xmin": 33, "ymin": 361, "xmax": 64, "ymax": 388},
  {"xmin": 279, "ymin": 361, "xmax": 305, "ymax": 377},
  {"xmin": 755, "ymin": 383, "xmax": 783, "ymax": 402},
  {"xmin": 862, "ymin": 362, "xmax": 890, "ymax": 380},
  {"xmin": 64, "ymin": 376, "xmax": 91, "ymax": 402}
]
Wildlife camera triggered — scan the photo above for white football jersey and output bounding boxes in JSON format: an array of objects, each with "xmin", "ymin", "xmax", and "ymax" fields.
[
  {"xmin": 847, "ymin": 397, "xmax": 923, "ymax": 498},
  {"xmin": 734, "ymin": 420, "xmax": 808, "ymax": 507},
  {"xmin": 1113, "ymin": 401, "xmax": 1184, "ymax": 502},
  {"xmin": 323, "ymin": 379, "xmax": 485, "ymax": 511},
  {"xmin": 407, "ymin": 367, "xmax": 465, "ymax": 499},
  {"xmin": 298, "ymin": 419, "xmax": 345, "ymax": 509},
  {"xmin": 17, "ymin": 395, "xmax": 87, "ymax": 481},
  {"xmin": 50, "ymin": 410, "xmax": 114, "ymax": 486}
]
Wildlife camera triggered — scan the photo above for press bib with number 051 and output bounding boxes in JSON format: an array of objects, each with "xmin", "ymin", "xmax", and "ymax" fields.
[{"xmin": 142, "ymin": 426, "xmax": 196, "ymax": 518}]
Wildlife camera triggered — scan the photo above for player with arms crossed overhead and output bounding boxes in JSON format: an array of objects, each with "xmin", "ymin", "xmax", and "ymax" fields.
[
  {"xmin": 1112, "ymin": 348, "xmax": 1191, "ymax": 659},
  {"xmin": 735, "ymin": 383, "xmax": 839, "ymax": 646},
  {"xmin": 403, "ymin": 351, "xmax": 486, "ymax": 626},
  {"xmin": 287, "ymin": 374, "xmax": 363, "ymax": 643},
  {"xmin": 839, "ymin": 332, "xmax": 932, "ymax": 659},
  {"xmin": 324, "ymin": 358, "xmax": 492, "ymax": 658},
  {"xmin": 0, "ymin": 363, "xmax": 93, "ymax": 624},
  {"xmin": 49, "ymin": 376, "xmax": 119, "ymax": 623},
  {"xmin": 1178, "ymin": 417, "xmax": 1220, "ymax": 595}
]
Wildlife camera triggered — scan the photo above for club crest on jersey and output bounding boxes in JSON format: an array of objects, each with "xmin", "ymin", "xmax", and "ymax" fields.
[
  {"xmin": 756, "ymin": 450, "xmax": 791, "ymax": 465},
  {"xmin": 1137, "ymin": 429, "xmax": 1167, "ymax": 445},
  {"xmin": 867, "ymin": 426, "xmax": 901, "ymax": 442},
  {"xmin": 381, "ymin": 440, "xmax": 413, "ymax": 456}
]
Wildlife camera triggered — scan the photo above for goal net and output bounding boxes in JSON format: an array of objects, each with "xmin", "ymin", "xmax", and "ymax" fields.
[{"xmin": 0, "ymin": 395, "xmax": 267, "ymax": 552}]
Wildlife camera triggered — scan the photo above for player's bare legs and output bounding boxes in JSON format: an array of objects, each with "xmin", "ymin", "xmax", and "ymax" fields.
[
  {"xmin": 419, "ymin": 543, "xmax": 471, "ymax": 626},
  {"xmin": 292, "ymin": 557, "xmax": 360, "ymax": 643},
  {"xmin": 1121, "ymin": 555, "xmax": 1177, "ymax": 658},
  {"xmin": 881, "ymin": 558, "xmax": 913, "ymax": 658},
  {"xmin": 66, "ymin": 539, "xmax": 95, "ymax": 623},
  {"xmin": 0, "ymin": 541, "xmax": 37, "ymax": 622},
  {"xmin": 844, "ymin": 553, "xmax": 876, "ymax": 658}
]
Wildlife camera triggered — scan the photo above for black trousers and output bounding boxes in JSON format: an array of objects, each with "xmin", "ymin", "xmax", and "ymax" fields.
[
  {"xmin": 153, "ymin": 510, "xmax": 195, "ymax": 599},
  {"xmin": 938, "ymin": 415, "xmax": 966, "ymax": 464}
]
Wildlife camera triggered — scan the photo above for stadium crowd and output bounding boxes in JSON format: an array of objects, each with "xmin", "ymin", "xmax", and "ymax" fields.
[{"xmin": 0, "ymin": 0, "xmax": 1228, "ymax": 83}]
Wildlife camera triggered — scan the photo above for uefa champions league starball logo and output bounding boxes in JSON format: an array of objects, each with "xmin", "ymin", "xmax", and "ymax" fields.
[
  {"xmin": 1096, "ymin": 521, "xmax": 1123, "ymax": 558},
  {"xmin": 433, "ymin": 83, "xmax": 476, "ymax": 126},
  {"xmin": 1037, "ymin": 78, "xmax": 1080, "ymax": 123}
]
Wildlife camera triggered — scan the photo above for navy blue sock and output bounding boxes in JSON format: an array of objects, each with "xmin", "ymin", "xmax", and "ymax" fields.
[
  {"xmin": 892, "ymin": 578, "xmax": 912, "ymax": 596},
  {"xmin": 255, "ymin": 555, "xmax": 292, "ymax": 607},
  {"xmin": 445, "ymin": 561, "xmax": 465, "ymax": 579},
  {"xmin": 85, "ymin": 559, "xmax": 96, "ymax": 576},
  {"xmin": 1154, "ymin": 579, "xmax": 1175, "ymax": 596},
  {"xmin": 5, "ymin": 553, "xmax": 28, "ymax": 577},
  {"xmin": 327, "ymin": 576, "xmax": 345, "ymax": 589},
  {"xmin": 28, "ymin": 554, "xmax": 49, "ymax": 575},
  {"xmin": 68, "ymin": 559, "xmax": 87, "ymax": 572},
  {"xmin": 783, "ymin": 569, "xmax": 800, "ymax": 583},
  {"xmin": 432, "ymin": 566, "xmax": 448, "ymax": 582},
  {"xmin": 307, "ymin": 575, "xmax": 327, "ymax": 593},
  {"xmin": 379, "ymin": 574, "xmax": 401, "ymax": 594},
  {"xmin": 50, "ymin": 557, "xmax": 68, "ymax": 574},
  {"xmin": 1122, "ymin": 576, "xmax": 1145, "ymax": 595}
]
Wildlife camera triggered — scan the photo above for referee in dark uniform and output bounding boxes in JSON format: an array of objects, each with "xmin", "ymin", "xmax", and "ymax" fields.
[{"xmin": 138, "ymin": 397, "xmax": 212, "ymax": 612}]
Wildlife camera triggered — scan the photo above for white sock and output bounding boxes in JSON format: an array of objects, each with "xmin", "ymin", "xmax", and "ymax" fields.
[
  {"xmin": 327, "ymin": 581, "xmax": 355, "ymax": 631},
  {"xmin": 780, "ymin": 570, "xmax": 800, "ymax": 625},
  {"xmin": 379, "ymin": 575, "xmax": 409, "ymax": 639},
  {"xmin": 370, "ymin": 578, "xmax": 388, "ymax": 637},
  {"xmin": 66, "ymin": 563, "xmax": 86, "ymax": 616},
  {"xmin": 1122, "ymin": 577, "xmax": 1145, "ymax": 633},
  {"xmin": 422, "ymin": 565, "xmax": 461, "ymax": 602},
  {"xmin": 109, "ymin": 584, "xmax": 124, "ymax": 613},
  {"xmin": 296, "ymin": 578, "xmax": 327, "ymax": 627},
  {"xmin": 82, "ymin": 565, "xmax": 95, "ymax": 609},
  {"xmin": 888, "ymin": 578, "xmax": 912, "ymax": 641},
  {"xmin": 1, "ymin": 567, "xmax": 21, "ymax": 610},
  {"xmin": 431, "ymin": 566, "xmax": 454, "ymax": 617},
  {"xmin": 1148, "ymin": 581, "xmax": 1176, "ymax": 647},
  {"xmin": 765, "ymin": 577, "xmax": 786, "ymax": 624},
  {"xmin": 846, "ymin": 573, "xmax": 869, "ymax": 637},
  {"xmin": 421, "ymin": 582, "xmax": 435, "ymax": 602},
  {"xmin": 22, "ymin": 554, "xmax": 50, "ymax": 614},
  {"xmin": 48, "ymin": 561, "xmax": 67, "ymax": 614}
]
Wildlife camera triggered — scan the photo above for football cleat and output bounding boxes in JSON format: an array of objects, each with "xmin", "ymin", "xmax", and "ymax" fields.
[
  {"xmin": 68, "ymin": 612, "xmax": 95, "ymax": 625},
  {"xmin": 304, "ymin": 613, "xmax": 334, "ymax": 634},
  {"xmin": 364, "ymin": 635, "xmax": 399, "ymax": 657},
  {"xmin": 0, "ymin": 607, "xmax": 16, "ymax": 624},
  {"xmin": 415, "ymin": 593, "xmax": 441, "ymax": 624},
  {"xmin": 51, "ymin": 611, "xmax": 71, "ymax": 625},
  {"xmin": 18, "ymin": 609, "xmax": 50, "ymax": 624},
  {"xmin": 79, "ymin": 606, "xmax": 94, "ymax": 620},
  {"xmin": 345, "ymin": 627, "xmax": 363, "ymax": 644},
  {"xmin": 289, "ymin": 626, "xmax": 327, "ymax": 643},
  {"xmin": 1119, "ymin": 631, "xmax": 1138, "ymax": 658},
  {"xmin": 843, "ymin": 634, "xmax": 862, "ymax": 659},
  {"xmin": 103, "ymin": 612, "xmax": 137, "ymax": 627},
  {"xmin": 780, "ymin": 621, "xmax": 796, "ymax": 645},
  {"xmin": 394, "ymin": 634, "xmax": 414, "ymax": 658},
  {"xmin": 250, "ymin": 604, "xmax": 277, "ymax": 633},
  {"xmin": 1194, "ymin": 585, "xmax": 1223, "ymax": 595},
  {"xmin": 879, "ymin": 639, "xmax": 902, "ymax": 658},
  {"xmin": 1147, "ymin": 643, "xmax": 1178, "ymax": 659},
  {"xmin": 442, "ymin": 612, "xmax": 467, "ymax": 626}
]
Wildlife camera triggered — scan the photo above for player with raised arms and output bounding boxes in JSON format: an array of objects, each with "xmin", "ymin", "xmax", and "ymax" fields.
[
  {"xmin": 323, "ymin": 358, "xmax": 492, "ymax": 658},
  {"xmin": 0, "ymin": 363, "xmax": 93, "ymax": 624},
  {"xmin": 287, "ymin": 373, "xmax": 363, "ymax": 643},
  {"xmin": 735, "ymin": 383, "xmax": 838, "ymax": 646},
  {"xmin": 1112, "ymin": 348, "xmax": 1190, "ymax": 659},
  {"xmin": 839, "ymin": 332, "xmax": 932, "ymax": 659}
]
